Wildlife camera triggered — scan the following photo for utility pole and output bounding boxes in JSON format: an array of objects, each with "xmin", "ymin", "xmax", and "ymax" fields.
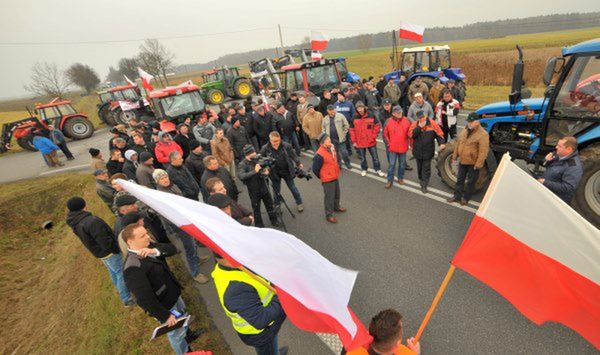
[{"xmin": 278, "ymin": 24, "xmax": 285, "ymax": 56}]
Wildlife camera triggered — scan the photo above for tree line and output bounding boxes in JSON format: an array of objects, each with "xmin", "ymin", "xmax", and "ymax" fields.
[{"xmin": 24, "ymin": 39, "xmax": 175, "ymax": 98}]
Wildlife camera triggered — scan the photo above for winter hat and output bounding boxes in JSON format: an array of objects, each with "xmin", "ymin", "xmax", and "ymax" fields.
[
  {"xmin": 466, "ymin": 112, "xmax": 478, "ymax": 122},
  {"xmin": 307, "ymin": 103, "xmax": 314, "ymax": 109},
  {"xmin": 382, "ymin": 99, "xmax": 391, "ymax": 105},
  {"xmin": 207, "ymin": 193, "xmax": 232, "ymax": 209},
  {"xmin": 115, "ymin": 194, "xmax": 138, "ymax": 208},
  {"xmin": 89, "ymin": 148, "xmax": 100, "ymax": 157},
  {"xmin": 152, "ymin": 169, "xmax": 168, "ymax": 182},
  {"xmin": 231, "ymin": 116, "xmax": 239, "ymax": 126},
  {"xmin": 355, "ymin": 101, "xmax": 365, "ymax": 108},
  {"xmin": 189, "ymin": 139, "xmax": 201, "ymax": 151},
  {"xmin": 139, "ymin": 151, "xmax": 153, "ymax": 163},
  {"xmin": 66, "ymin": 197, "xmax": 86, "ymax": 212},
  {"xmin": 121, "ymin": 212, "xmax": 142, "ymax": 227},
  {"xmin": 243, "ymin": 144, "xmax": 256, "ymax": 156},
  {"xmin": 392, "ymin": 105, "xmax": 403, "ymax": 113},
  {"xmin": 93, "ymin": 168, "xmax": 107, "ymax": 176},
  {"xmin": 318, "ymin": 132, "xmax": 329, "ymax": 145},
  {"xmin": 124, "ymin": 150, "xmax": 138, "ymax": 161},
  {"xmin": 158, "ymin": 131, "xmax": 170, "ymax": 140},
  {"xmin": 416, "ymin": 110, "xmax": 425, "ymax": 119}
]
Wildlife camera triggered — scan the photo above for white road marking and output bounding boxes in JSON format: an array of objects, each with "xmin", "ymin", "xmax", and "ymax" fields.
[{"xmin": 39, "ymin": 164, "xmax": 89, "ymax": 176}]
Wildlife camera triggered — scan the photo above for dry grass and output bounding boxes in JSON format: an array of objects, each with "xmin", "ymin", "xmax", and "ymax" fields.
[
  {"xmin": 461, "ymin": 86, "xmax": 546, "ymax": 110},
  {"xmin": 0, "ymin": 173, "xmax": 231, "ymax": 355}
]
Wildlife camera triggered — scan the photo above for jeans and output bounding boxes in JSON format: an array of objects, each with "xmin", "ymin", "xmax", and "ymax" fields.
[
  {"xmin": 332, "ymin": 141, "xmax": 351, "ymax": 168},
  {"xmin": 416, "ymin": 158, "xmax": 432, "ymax": 186},
  {"xmin": 344, "ymin": 132, "xmax": 353, "ymax": 156},
  {"xmin": 250, "ymin": 191, "xmax": 277, "ymax": 227},
  {"xmin": 254, "ymin": 335, "xmax": 279, "ymax": 355},
  {"xmin": 282, "ymin": 132, "xmax": 301, "ymax": 155},
  {"xmin": 454, "ymin": 164, "xmax": 480, "ymax": 201},
  {"xmin": 357, "ymin": 146, "xmax": 381, "ymax": 171},
  {"xmin": 387, "ymin": 152, "xmax": 407, "ymax": 181},
  {"xmin": 101, "ymin": 253, "xmax": 132, "ymax": 304},
  {"xmin": 178, "ymin": 231, "xmax": 201, "ymax": 278},
  {"xmin": 271, "ymin": 175, "xmax": 303, "ymax": 205},
  {"xmin": 58, "ymin": 142, "xmax": 74, "ymax": 159},
  {"xmin": 309, "ymin": 139, "xmax": 320, "ymax": 152},
  {"xmin": 323, "ymin": 180, "xmax": 341, "ymax": 217},
  {"xmin": 166, "ymin": 297, "xmax": 190, "ymax": 355}
]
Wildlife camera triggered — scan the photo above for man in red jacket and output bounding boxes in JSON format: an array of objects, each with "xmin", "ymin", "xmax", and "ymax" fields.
[
  {"xmin": 350, "ymin": 102, "xmax": 385, "ymax": 177},
  {"xmin": 312, "ymin": 133, "xmax": 347, "ymax": 223},
  {"xmin": 154, "ymin": 131, "xmax": 183, "ymax": 168},
  {"xmin": 383, "ymin": 106, "xmax": 411, "ymax": 188}
]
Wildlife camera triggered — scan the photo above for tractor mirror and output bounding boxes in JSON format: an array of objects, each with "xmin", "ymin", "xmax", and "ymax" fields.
[
  {"xmin": 543, "ymin": 57, "xmax": 565, "ymax": 86},
  {"xmin": 509, "ymin": 45, "xmax": 525, "ymax": 106}
]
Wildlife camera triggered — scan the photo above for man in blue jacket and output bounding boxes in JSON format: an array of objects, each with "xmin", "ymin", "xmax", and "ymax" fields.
[
  {"xmin": 32, "ymin": 131, "xmax": 63, "ymax": 167},
  {"xmin": 537, "ymin": 136, "xmax": 583, "ymax": 203},
  {"xmin": 334, "ymin": 92, "xmax": 356, "ymax": 158}
]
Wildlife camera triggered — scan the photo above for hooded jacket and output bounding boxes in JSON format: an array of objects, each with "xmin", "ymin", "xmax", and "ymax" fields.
[
  {"xmin": 349, "ymin": 110, "xmax": 380, "ymax": 148},
  {"xmin": 154, "ymin": 140, "xmax": 183, "ymax": 165},
  {"xmin": 66, "ymin": 210, "xmax": 119, "ymax": 258},
  {"xmin": 383, "ymin": 116, "xmax": 411, "ymax": 154}
]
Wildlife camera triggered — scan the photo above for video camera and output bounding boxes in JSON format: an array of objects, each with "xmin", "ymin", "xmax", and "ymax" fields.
[
  {"xmin": 251, "ymin": 154, "xmax": 276, "ymax": 175},
  {"xmin": 295, "ymin": 167, "xmax": 313, "ymax": 181}
]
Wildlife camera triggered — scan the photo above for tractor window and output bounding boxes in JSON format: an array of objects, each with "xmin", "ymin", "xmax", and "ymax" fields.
[
  {"xmin": 285, "ymin": 71, "xmax": 299, "ymax": 91},
  {"xmin": 437, "ymin": 50, "xmax": 451, "ymax": 70},
  {"xmin": 217, "ymin": 71, "xmax": 226, "ymax": 81},
  {"xmin": 402, "ymin": 53, "xmax": 416, "ymax": 73},
  {"xmin": 112, "ymin": 91, "xmax": 125, "ymax": 100},
  {"xmin": 158, "ymin": 91, "xmax": 205, "ymax": 118},
  {"xmin": 99, "ymin": 93, "xmax": 112, "ymax": 103},
  {"xmin": 232, "ymin": 68, "xmax": 240, "ymax": 76},
  {"xmin": 545, "ymin": 55, "xmax": 600, "ymax": 146},
  {"xmin": 122, "ymin": 89, "xmax": 138, "ymax": 100},
  {"xmin": 41, "ymin": 107, "xmax": 61, "ymax": 119},
  {"xmin": 415, "ymin": 52, "xmax": 431, "ymax": 72},
  {"xmin": 57, "ymin": 104, "xmax": 76, "ymax": 116},
  {"xmin": 306, "ymin": 65, "xmax": 338, "ymax": 93}
]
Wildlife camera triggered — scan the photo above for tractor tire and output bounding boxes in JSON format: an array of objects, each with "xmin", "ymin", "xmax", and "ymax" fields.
[
  {"xmin": 572, "ymin": 144, "xmax": 600, "ymax": 227},
  {"xmin": 456, "ymin": 81, "xmax": 467, "ymax": 100},
  {"xmin": 106, "ymin": 110, "xmax": 119, "ymax": 126},
  {"xmin": 17, "ymin": 136, "xmax": 36, "ymax": 151},
  {"xmin": 420, "ymin": 76, "xmax": 435, "ymax": 90},
  {"xmin": 117, "ymin": 110, "xmax": 137, "ymax": 125},
  {"xmin": 63, "ymin": 116, "xmax": 94, "ymax": 140},
  {"xmin": 207, "ymin": 89, "xmax": 225, "ymax": 105},
  {"xmin": 435, "ymin": 140, "xmax": 490, "ymax": 191},
  {"xmin": 98, "ymin": 105, "xmax": 111, "ymax": 125},
  {"xmin": 233, "ymin": 79, "xmax": 253, "ymax": 99}
]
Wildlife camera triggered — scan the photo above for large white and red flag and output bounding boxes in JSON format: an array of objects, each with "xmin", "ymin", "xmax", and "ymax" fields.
[
  {"xmin": 311, "ymin": 30, "xmax": 329, "ymax": 51},
  {"xmin": 137, "ymin": 67, "xmax": 155, "ymax": 92},
  {"xmin": 399, "ymin": 22, "xmax": 425, "ymax": 42},
  {"xmin": 117, "ymin": 179, "xmax": 372, "ymax": 350},
  {"xmin": 452, "ymin": 154, "xmax": 600, "ymax": 348},
  {"xmin": 311, "ymin": 50, "xmax": 323, "ymax": 61},
  {"xmin": 124, "ymin": 75, "xmax": 136, "ymax": 87}
]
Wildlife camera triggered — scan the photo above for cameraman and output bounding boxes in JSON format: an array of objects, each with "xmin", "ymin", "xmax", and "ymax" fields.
[
  {"xmin": 237, "ymin": 145, "xmax": 280, "ymax": 228},
  {"xmin": 260, "ymin": 132, "xmax": 305, "ymax": 212}
]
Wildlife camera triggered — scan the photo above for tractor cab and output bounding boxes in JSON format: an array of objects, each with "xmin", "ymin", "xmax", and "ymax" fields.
[
  {"xmin": 249, "ymin": 58, "xmax": 283, "ymax": 91},
  {"xmin": 96, "ymin": 84, "xmax": 145, "ymax": 125},
  {"xmin": 36, "ymin": 99, "xmax": 78, "ymax": 127},
  {"xmin": 148, "ymin": 84, "xmax": 206, "ymax": 130},
  {"xmin": 280, "ymin": 59, "xmax": 345, "ymax": 105}
]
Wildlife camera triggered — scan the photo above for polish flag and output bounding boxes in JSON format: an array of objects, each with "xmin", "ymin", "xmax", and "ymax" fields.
[
  {"xmin": 124, "ymin": 75, "xmax": 136, "ymax": 87},
  {"xmin": 311, "ymin": 30, "xmax": 329, "ymax": 51},
  {"xmin": 261, "ymin": 91, "xmax": 271, "ymax": 111},
  {"xmin": 452, "ymin": 154, "xmax": 600, "ymax": 349},
  {"xmin": 311, "ymin": 50, "xmax": 323, "ymax": 61},
  {"xmin": 399, "ymin": 22, "xmax": 425, "ymax": 43},
  {"xmin": 116, "ymin": 179, "xmax": 372, "ymax": 351},
  {"xmin": 137, "ymin": 67, "xmax": 155, "ymax": 92}
]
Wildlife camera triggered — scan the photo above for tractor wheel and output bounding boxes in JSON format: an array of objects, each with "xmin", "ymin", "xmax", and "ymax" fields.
[
  {"xmin": 17, "ymin": 136, "xmax": 37, "ymax": 151},
  {"xmin": 98, "ymin": 105, "xmax": 111, "ymax": 125},
  {"xmin": 420, "ymin": 76, "xmax": 435, "ymax": 90},
  {"xmin": 572, "ymin": 144, "xmax": 600, "ymax": 227},
  {"xmin": 233, "ymin": 79, "xmax": 253, "ymax": 99},
  {"xmin": 456, "ymin": 81, "xmax": 467, "ymax": 100},
  {"xmin": 117, "ymin": 110, "xmax": 137, "ymax": 125},
  {"xmin": 106, "ymin": 110, "xmax": 119, "ymax": 126},
  {"xmin": 435, "ymin": 141, "xmax": 490, "ymax": 191},
  {"xmin": 63, "ymin": 116, "xmax": 94, "ymax": 140},
  {"xmin": 207, "ymin": 89, "xmax": 225, "ymax": 105}
]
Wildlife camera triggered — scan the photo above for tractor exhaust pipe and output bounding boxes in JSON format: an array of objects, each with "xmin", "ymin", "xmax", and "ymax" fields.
[{"xmin": 509, "ymin": 45, "xmax": 525, "ymax": 106}]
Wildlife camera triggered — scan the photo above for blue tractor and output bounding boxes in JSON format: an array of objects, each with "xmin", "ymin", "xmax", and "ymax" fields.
[
  {"xmin": 385, "ymin": 45, "xmax": 467, "ymax": 99},
  {"xmin": 436, "ymin": 39, "xmax": 600, "ymax": 226},
  {"xmin": 334, "ymin": 57, "xmax": 361, "ymax": 83}
]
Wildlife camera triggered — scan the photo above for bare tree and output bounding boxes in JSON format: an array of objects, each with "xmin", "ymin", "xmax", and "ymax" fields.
[
  {"xmin": 357, "ymin": 34, "xmax": 373, "ymax": 53},
  {"xmin": 24, "ymin": 62, "xmax": 70, "ymax": 98},
  {"xmin": 138, "ymin": 39, "xmax": 175, "ymax": 86},
  {"xmin": 105, "ymin": 66, "xmax": 122, "ymax": 84},
  {"xmin": 118, "ymin": 57, "xmax": 139, "ymax": 81},
  {"xmin": 66, "ymin": 63, "xmax": 100, "ymax": 94}
]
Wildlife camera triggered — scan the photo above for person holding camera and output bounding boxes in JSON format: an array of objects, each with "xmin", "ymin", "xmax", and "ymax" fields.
[
  {"xmin": 260, "ymin": 132, "xmax": 305, "ymax": 212},
  {"xmin": 238, "ymin": 145, "xmax": 279, "ymax": 228},
  {"xmin": 435, "ymin": 89, "xmax": 461, "ymax": 141}
]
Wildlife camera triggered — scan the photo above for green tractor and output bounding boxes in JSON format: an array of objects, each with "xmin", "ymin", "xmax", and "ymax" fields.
[{"xmin": 200, "ymin": 66, "xmax": 253, "ymax": 104}]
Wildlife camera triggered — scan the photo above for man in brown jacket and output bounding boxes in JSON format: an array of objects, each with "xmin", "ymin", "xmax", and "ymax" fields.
[
  {"xmin": 302, "ymin": 104, "xmax": 324, "ymax": 151},
  {"xmin": 383, "ymin": 78, "xmax": 401, "ymax": 105},
  {"xmin": 447, "ymin": 113, "xmax": 489, "ymax": 205},
  {"xmin": 210, "ymin": 128, "xmax": 235, "ymax": 178},
  {"xmin": 407, "ymin": 77, "xmax": 430, "ymax": 104}
]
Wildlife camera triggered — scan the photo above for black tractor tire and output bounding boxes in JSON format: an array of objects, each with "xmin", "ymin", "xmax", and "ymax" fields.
[
  {"xmin": 116, "ymin": 109, "xmax": 137, "ymax": 125},
  {"xmin": 63, "ymin": 116, "xmax": 94, "ymax": 140},
  {"xmin": 571, "ymin": 144, "xmax": 600, "ymax": 227},
  {"xmin": 435, "ymin": 140, "xmax": 490, "ymax": 191},
  {"xmin": 207, "ymin": 89, "xmax": 225, "ymax": 105},
  {"xmin": 17, "ymin": 136, "xmax": 37, "ymax": 151},
  {"xmin": 456, "ymin": 80, "xmax": 467, "ymax": 100},
  {"xmin": 233, "ymin": 78, "xmax": 253, "ymax": 99},
  {"xmin": 98, "ymin": 104, "xmax": 111, "ymax": 125}
]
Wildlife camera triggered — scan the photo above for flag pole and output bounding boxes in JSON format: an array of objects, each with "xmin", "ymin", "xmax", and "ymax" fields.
[
  {"xmin": 413, "ymin": 265, "xmax": 456, "ymax": 343},
  {"xmin": 240, "ymin": 265, "xmax": 276, "ymax": 293}
]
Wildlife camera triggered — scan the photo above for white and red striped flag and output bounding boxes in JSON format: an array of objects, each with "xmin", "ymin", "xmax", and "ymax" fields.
[
  {"xmin": 137, "ymin": 67, "xmax": 155, "ymax": 92},
  {"xmin": 399, "ymin": 22, "xmax": 425, "ymax": 42},
  {"xmin": 124, "ymin": 75, "xmax": 136, "ymax": 87},
  {"xmin": 311, "ymin": 30, "xmax": 329, "ymax": 51},
  {"xmin": 116, "ymin": 179, "xmax": 372, "ymax": 350},
  {"xmin": 452, "ymin": 154, "xmax": 600, "ymax": 348},
  {"xmin": 311, "ymin": 50, "xmax": 323, "ymax": 61}
]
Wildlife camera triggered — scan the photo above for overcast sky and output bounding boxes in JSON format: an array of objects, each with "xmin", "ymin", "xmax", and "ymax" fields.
[{"xmin": 0, "ymin": 0, "xmax": 599, "ymax": 99}]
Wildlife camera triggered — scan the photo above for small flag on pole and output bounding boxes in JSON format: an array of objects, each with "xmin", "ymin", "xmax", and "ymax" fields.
[
  {"xmin": 311, "ymin": 30, "xmax": 329, "ymax": 51},
  {"xmin": 124, "ymin": 75, "xmax": 136, "ymax": 87},
  {"xmin": 399, "ymin": 22, "xmax": 425, "ymax": 42},
  {"xmin": 137, "ymin": 67, "xmax": 155, "ymax": 92}
]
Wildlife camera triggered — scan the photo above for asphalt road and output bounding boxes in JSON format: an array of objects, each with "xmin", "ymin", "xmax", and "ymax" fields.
[{"xmin": 0, "ymin": 113, "xmax": 595, "ymax": 354}]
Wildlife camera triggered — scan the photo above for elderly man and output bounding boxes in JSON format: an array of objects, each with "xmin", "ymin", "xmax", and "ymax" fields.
[
  {"xmin": 322, "ymin": 104, "xmax": 351, "ymax": 169},
  {"xmin": 312, "ymin": 133, "xmax": 346, "ymax": 223},
  {"xmin": 167, "ymin": 151, "xmax": 200, "ymax": 200},
  {"xmin": 383, "ymin": 78, "xmax": 402, "ymax": 105},
  {"xmin": 407, "ymin": 77, "xmax": 429, "ymax": 104},
  {"xmin": 537, "ymin": 136, "xmax": 583, "ymax": 203},
  {"xmin": 407, "ymin": 92, "xmax": 434, "ymax": 123}
]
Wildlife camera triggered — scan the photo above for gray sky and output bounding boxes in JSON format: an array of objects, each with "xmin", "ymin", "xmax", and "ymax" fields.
[{"xmin": 0, "ymin": 0, "xmax": 599, "ymax": 99}]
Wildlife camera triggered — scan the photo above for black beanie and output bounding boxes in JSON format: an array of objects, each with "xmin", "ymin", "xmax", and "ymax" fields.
[
  {"xmin": 207, "ymin": 193, "xmax": 232, "ymax": 209},
  {"xmin": 121, "ymin": 212, "xmax": 142, "ymax": 227},
  {"xmin": 89, "ymin": 148, "xmax": 100, "ymax": 157},
  {"xmin": 189, "ymin": 139, "xmax": 201, "ymax": 151},
  {"xmin": 67, "ymin": 197, "xmax": 86, "ymax": 212},
  {"xmin": 139, "ymin": 151, "xmax": 153, "ymax": 163}
]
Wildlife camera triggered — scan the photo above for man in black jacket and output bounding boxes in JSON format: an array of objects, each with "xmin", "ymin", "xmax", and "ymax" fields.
[
  {"xmin": 173, "ymin": 124, "xmax": 193, "ymax": 159},
  {"xmin": 167, "ymin": 151, "xmax": 200, "ymax": 200},
  {"xmin": 106, "ymin": 148, "xmax": 125, "ymax": 176},
  {"xmin": 227, "ymin": 117, "xmax": 252, "ymax": 162},
  {"xmin": 317, "ymin": 90, "xmax": 337, "ymax": 116},
  {"xmin": 238, "ymin": 145, "xmax": 279, "ymax": 228},
  {"xmin": 94, "ymin": 169, "xmax": 116, "ymax": 210},
  {"xmin": 260, "ymin": 132, "xmax": 304, "ymax": 212},
  {"xmin": 201, "ymin": 155, "xmax": 239, "ymax": 202},
  {"xmin": 235, "ymin": 105, "xmax": 259, "ymax": 150},
  {"xmin": 185, "ymin": 140, "xmax": 208, "ymax": 199},
  {"xmin": 122, "ymin": 224, "xmax": 203, "ymax": 354},
  {"xmin": 273, "ymin": 102, "xmax": 301, "ymax": 156},
  {"xmin": 65, "ymin": 196, "xmax": 134, "ymax": 306},
  {"xmin": 252, "ymin": 105, "xmax": 273, "ymax": 149}
]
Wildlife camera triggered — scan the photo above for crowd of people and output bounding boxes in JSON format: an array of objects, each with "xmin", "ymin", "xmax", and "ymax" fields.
[{"xmin": 62, "ymin": 74, "xmax": 584, "ymax": 355}]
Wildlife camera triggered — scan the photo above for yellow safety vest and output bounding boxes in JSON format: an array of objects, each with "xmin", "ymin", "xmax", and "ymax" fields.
[{"xmin": 212, "ymin": 264, "xmax": 275, "ymax": 335}]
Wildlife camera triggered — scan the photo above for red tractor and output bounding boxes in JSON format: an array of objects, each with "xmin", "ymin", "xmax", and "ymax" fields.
[
  {"xmin": 96, "ymin": 84, "xmax": 154, "ymax": 126},
  {"xmin": 0, "ymin": 98, "xmax": 94, "ymax": 152}
]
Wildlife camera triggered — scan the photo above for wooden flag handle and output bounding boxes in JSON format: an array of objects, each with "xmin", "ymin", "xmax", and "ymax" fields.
[
  {"xmin": 413, "ymin": 265, "xmax": 456, "ymax": 343},
  {"xmin": 240, "ymin": 265, "xmax": 276, "ymax": 293}
]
